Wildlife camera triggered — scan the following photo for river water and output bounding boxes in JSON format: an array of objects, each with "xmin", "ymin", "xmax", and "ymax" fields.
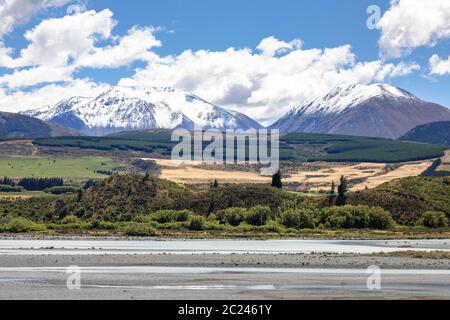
[{"xmin": 0, "ymin": 239, "xmax": 449, "ymax": 255}]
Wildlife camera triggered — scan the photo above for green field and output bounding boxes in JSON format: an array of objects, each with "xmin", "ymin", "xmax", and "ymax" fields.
[{"xmin": 0, "ymin": 157, "xmax": 121, "ymax": 178}]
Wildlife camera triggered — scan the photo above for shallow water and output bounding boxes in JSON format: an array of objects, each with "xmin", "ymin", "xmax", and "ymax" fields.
[
  {"xmin": 1, "ymin": 266, "xmax": 450, "ymax": 275},
  {"xmin": 0, "ymin": 239, "xmax": 449, "ymax": 255}
]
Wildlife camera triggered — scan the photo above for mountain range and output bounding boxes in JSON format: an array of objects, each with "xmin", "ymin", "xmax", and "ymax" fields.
[
  {"xmin": 16, "ymin": 83, "xmax": 450, "ymax": 140},
  {"xmin": 270, "ymin": 83, "xmax": 450, "ymax": 139},
  {"xmin": 24, "ymin": 86, "xmax": 262, "ymax": 136}
]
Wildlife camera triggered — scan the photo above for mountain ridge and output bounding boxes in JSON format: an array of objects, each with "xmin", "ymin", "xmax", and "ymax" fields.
[
  {"xmin": 400, "ymin": 121, "xmax": 450, "ymax": 146},
  {"xmin": 24, "ymin": 86, "xmax": 262, "ymax": 136},
  {"xmin": 0, "ymin": 111, "xmax": 80, "ymax": 139},
  {"xmin": 270, "ymin": 83, "xmax": 450, "ymax": 139}
]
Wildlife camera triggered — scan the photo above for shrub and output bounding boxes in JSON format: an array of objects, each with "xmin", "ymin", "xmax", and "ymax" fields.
[
  {"xmin": 418, "ymin": 211, "xmax": 449, "ymax": 228},
  {"xmin": 3, "ymin": 217, "xmax": 45, "ymax": 233},
  {"xmin": 189, "ymin": 216, "xmax": 206, "ymax": 231},
  {"xmin": 152, "ymin": 210, "xmax": 192, "ymax": 223},
  {"xmin": 245, "ymin": 206, "xmax": 272, "ymax": 226},
  {"xmin": 123, "ymin": 223, "xmax": 157, "ymax": 237},
  {"xmin": 279, "ymin": 208, "xmax": 317, "ymax": 229},
  {"xmin": 89, "ymin": 219, "xmax": 118, "ymax": 230},
  {"xmin": 215, "ymin": 208, "xmax": 247, "ymax": 226},
  {"xmin": 61, "ymin": 215, "xmax": 80, "ymax": 224},
  {"xmin": 321, "ymin": 205, "xmax": 394, "ymax": 230},
  {"xmin": 368, "ymin": 207, "xmax": 395, "ymax": 230}
]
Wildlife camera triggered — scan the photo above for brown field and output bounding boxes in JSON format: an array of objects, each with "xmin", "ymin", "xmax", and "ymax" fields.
[{"xmin": 148, "ymin": 158, "xmax": 433, "ymax": 191}]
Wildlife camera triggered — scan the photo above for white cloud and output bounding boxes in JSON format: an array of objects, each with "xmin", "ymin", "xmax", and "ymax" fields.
[
  {"xmin": 0, "ymin": 78, "xmax": 109, "ymax": 112},
  {"xmin": 76, "ymin": 26, "xmax": 161, "ymax": 68},
  {"xmin": 256, "ymin": 36, "xmax": 302, "ymax": 57},
  {"xmin": 0, "ymin": 65, "xmax": 75, "ymax": 88},
  {"xmin": 119, "ymin": 38, "xmax": 419, "ymax": 123},
  {"xmin": 429, "ymin": 54, "xmax": 450, "ymax": 75},
  {"xmin": 0, "ymin": 0, "xmax": 72, "ymax": 66},
  {"xmin": 66, "ymin": 0, "xmax": 87, "ymax": 15},
  {"xmin": 9, "ymin": 9, "xmax": 116, "ymax": 68},
  {"xmin": 0, "ymin": 8, "xmax": 161, "ymax": 89},
  {"xmin": 378, "ymin": 0, "xmax": 450, "ymax": 58},
  {"xmin": 0, "ymin": 0, "xmax": 71, "ymax": 37}
]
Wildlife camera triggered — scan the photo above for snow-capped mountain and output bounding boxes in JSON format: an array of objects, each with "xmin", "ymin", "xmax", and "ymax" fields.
[
  {"xmin": 24, "ymin": 86, "xmax": 262, "ymax": 136},
  {"xmin": 270, "ymin": 83, "xmax": 450, "ymax": 139}
]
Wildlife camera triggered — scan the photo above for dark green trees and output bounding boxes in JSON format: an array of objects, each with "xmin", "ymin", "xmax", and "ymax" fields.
[
  {"xmin": 271, "ymin": 171, "xmax": 283, "ymax": 189},
  {"xmin": 336, "ymin": 175, "xmax": 349, "ymax": 206}
]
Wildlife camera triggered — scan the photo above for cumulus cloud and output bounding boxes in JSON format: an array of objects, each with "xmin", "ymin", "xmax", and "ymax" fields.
[
  {"xmin": 119, "ymin": 39, "xmax": 419, "ymax": 123},
  {"xmin": 0, "ymin": 78, "xmax": 110, "ymax": 111},
  {"xmin": 0, "ymin": 8, "xmax": 162, "ymax": 90},
  {"xmin": 8, "ymin": 9, "xmax": 116, "ymax": 68},
  {"xmin": 76, "ymin": 26, "xmax": 161, "ymax": 68},
  {"xmin": 378, "ymin": 0, "xmax": 450, "ymax": 59},
  {"xmin": 429, "ymin": 54, "xmax": 450, "ymax": 75},
  {"xmin": 0, "ymin": 0, "xmax": 71, "ymax": 37},
  {"xmin": 0, "ymin": 0, "xmax": 72, "ymax": 66},
  {"xmin": 256, "ymin": 36, "xmax": 302, "ymax": 57}
]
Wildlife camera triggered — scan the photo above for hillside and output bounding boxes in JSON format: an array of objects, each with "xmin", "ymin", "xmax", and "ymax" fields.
[
  {"xmin": 33, "ymin": 131, "xmax": 447, "ymax": 163},
  {"xmin": 400, "ymin": 121, "xmax": 450, "ymax": 146},
  {"xmin": 271, "ymin": 83, "xmax": 450, "ymax": 139},
  {"xmin": 0, "ymin": 112, "xmax": 79, "ymax": 139},
  {"xmin": 349, "ymin": 176, "xmax": 450, "ymax": 225}
]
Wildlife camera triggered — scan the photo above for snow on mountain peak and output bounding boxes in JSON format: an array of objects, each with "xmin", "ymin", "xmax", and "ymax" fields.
[
  {"xmin": 292, "ymin": 83, "xmax": 417, "ymax": 116},
  {"xmin": 23, "ymin": 86, "xmax": 262, "ymax": 135}
]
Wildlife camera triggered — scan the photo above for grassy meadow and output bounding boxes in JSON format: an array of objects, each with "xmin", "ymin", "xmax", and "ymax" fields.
[{"xmin": 0, "ymin": 157, "xmax": 121, "ymax": 178}]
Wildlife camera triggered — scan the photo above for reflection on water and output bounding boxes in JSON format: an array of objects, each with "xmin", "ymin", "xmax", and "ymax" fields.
[{"xmin": 0, "ymin": 239, "xmax": 449, "ymax": 255}]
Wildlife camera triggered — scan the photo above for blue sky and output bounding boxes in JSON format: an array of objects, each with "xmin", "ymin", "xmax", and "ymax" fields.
[{"xmin": 0, "ymin": 0, "xmax": 449, "ymax": 124}]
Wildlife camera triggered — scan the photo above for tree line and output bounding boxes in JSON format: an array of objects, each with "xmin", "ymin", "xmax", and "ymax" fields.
[{"xmin": 1, "ymin": 176, "xmax": 64, "ymax": 191}]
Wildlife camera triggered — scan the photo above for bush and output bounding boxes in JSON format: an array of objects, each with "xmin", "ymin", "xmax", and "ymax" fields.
[
  {"xmin": 61, "ymin": 215, "xmax": 80, "ymax": 224},
  {"xmin": 418, "ymin": 211, "xmax": 449, "ymax": 228},
  {"xmin": 0, "ymin": 184, "xmax": 22, "ymax": 192},
  {"xmin": 45, "ymin": 186, "xmax": 79, "ymax": 195},
  {"xmin": 3, "ymin": 217, "xmax": 45, "ymax": 233},
  {"xmin": 321, "ymin": 205, "xmax": 394, "ymax": 230},
  {"xmin": 279, "ymin": 208, "xmax": 317, "ymax": 229},
  {"xmin": 245, "ymin": 206, "xmax": 272, "ymax": 226},
  {"xmin": 123, "ymin": 223, "xmax": 157, "ymax": 237},
  {"xmin": 89, "ymin": 219, "xmax": 118, "ymax": 230},
  {"xmin": 189, "ymin": 216, "xmax": 206, "ymax": 231},
  {"xmin": 215, "ymin": 208, "xmax": 247, "ymax": 226},
  {"xmin": 152, "ymin": 210, "xmax": 192, "ymax": 223}
]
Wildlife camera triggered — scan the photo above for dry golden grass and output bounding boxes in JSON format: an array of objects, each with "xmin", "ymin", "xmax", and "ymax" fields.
[
  {"xmin": 145, "ymin": 158, "xmax": 433, "ymax": 190},
  {"xmin": 353, "ymin": 160, "xmax": 434, "ymax": 190},
  {"xmin": 148, "ymin": 158, "xmax": 270, "ymax": 184},
  {"xmin": 284, "ymin": 162, "xmax": 386, "ymax": 190}
]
